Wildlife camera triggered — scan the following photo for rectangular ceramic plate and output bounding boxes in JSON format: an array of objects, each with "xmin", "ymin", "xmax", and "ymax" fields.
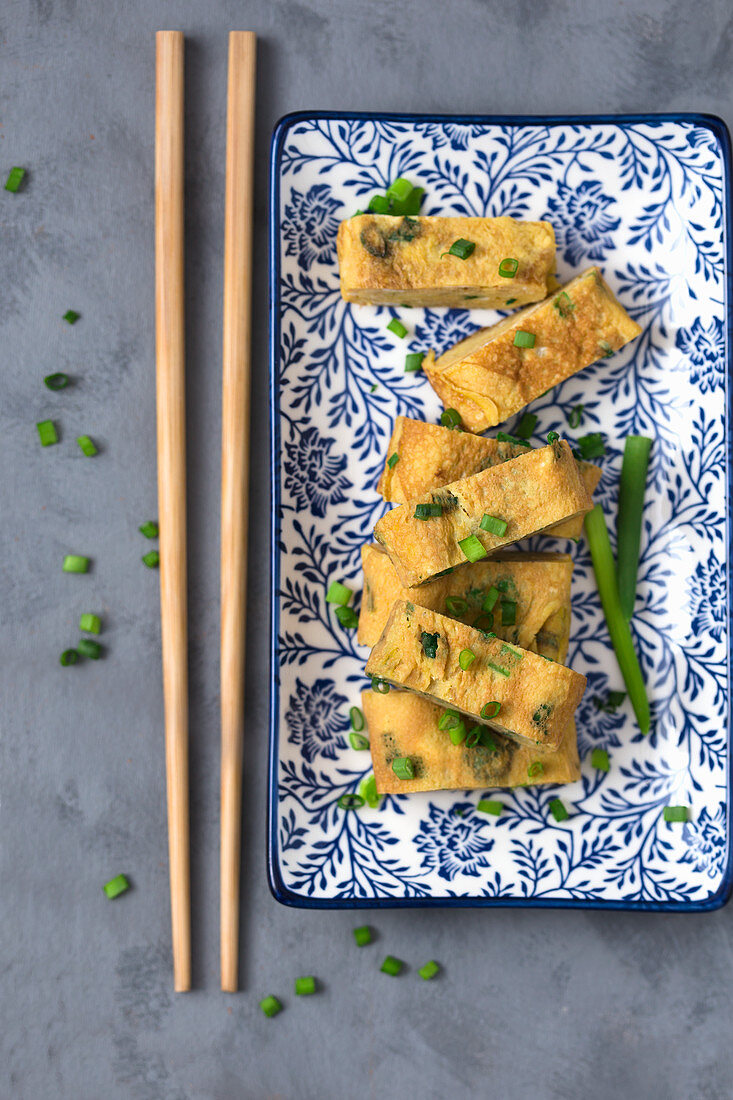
[{"xmin": 269, "ymin": 112, "xmax": 733, "ymax": 910}]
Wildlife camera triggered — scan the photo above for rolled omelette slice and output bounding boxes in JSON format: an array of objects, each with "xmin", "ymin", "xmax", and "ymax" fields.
[
  {"xmin": 378, "ymin": 416, "xmax": 601, "ymax": 540},
  {"xmin": 363, "ymin": 691, "xmax": 580, "ymax": 793},
  {"xmin": 337, "ymin": 215, "xmax": 555, "ymax": 308},
  {"xmin": 358, "ymin": 543, "xmax": 572, "ymax": 662},
  {"xmin": 373, "ymin": 439, "xmax": 592, "ymax": 588},
  {"xmin": 423, "ymin": 266, "xmax": 641, "ymax": 432},
  {"xmin": 365, "ymin": 600, "xmax": 586, "ymax": 752}
]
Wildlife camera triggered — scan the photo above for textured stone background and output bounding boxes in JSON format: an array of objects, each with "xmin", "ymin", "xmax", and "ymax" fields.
[{"xmin": 2, "ymin": 1, "xmax": 733, "ymax": 1098}]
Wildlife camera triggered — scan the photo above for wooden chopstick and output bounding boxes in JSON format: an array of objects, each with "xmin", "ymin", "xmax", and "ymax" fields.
[
  {"xmin": 155, "ymin": 30, "xmax": 191, "ymax": 993},
  {"xmin": 220, "ymin": 31, "xmax": 257, "ymax": 993}
]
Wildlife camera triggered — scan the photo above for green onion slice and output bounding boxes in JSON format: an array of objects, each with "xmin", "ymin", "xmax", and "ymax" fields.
[
  {"xmin": 496, "ymin": 431, "xmax": 530, "ymax": 448},
  {"xmin": 438, "ymin": 709, "xmax": 460, "ymax": 731},
  {"xmin": 663, "ymin": 806, "xmax": 689, "ymax": 823},
  {"xmin": 60, "ymin": 648, "xmax": 78, "ymax": 667},
  {"xmin": 371, "ymin": 678, "xmax": 390, "ymax": 694},
  {"xmin": 5, "ymin": 166, "xmax": 26, "ymax": 192},
  {"xmin": 404, "ymin": 352, "xmax": 425, "ymax": 372},
  {"xmin": 549, "ymin": 797, "xmax": 569, "ymax": 822},
  {"xmin": 576, "ymin": 432, "xmax": 605, "ymax": 460},
  {"xmin": 386, "ymin": 177, "xmax": 413, "ymax": 203},
  {"xmin": 479, "ymin": 514, "xmax": 508, "ymax": 537},
  {"xmin": 440, "ymin": 407, "xmax": 462, "ymax": 429},
  {"xmin": 481, "ymin": 701, "xmax": 501, "ymax": 719},
  {"xmin": 259, "ymin": 995, "xmax": 282, "ymax": 1018},
  {"xmin": 418, "ymin": 960, "xmax": 440, "ymax": 980},
  {"xmin": 458, "ymin": 534, "xmax": 487, "ymax": 563},
  {"xmin": 337, "ymin": 793, "xmax": 365, "ymax": 810},
  {"xmin": 103, "ymin": 873, "xmax": 130, "ymax": 899},
  {"xmin": 391, "ymin": 756, "xmax": 414, "ymax": 779},
  {"xmin": 501, "ymin": 599, "xmax": 516, "ymax": 626},
  {"xmin": 368, "ymin": 194, "xmax": 390, "ymax": 214},
  {"xmin": 591, "ymin": 747, "xmax": 610, "ymax": 772},
  {"xmin": 477, "ymin": 799, "xmax": 503, "ymax": 816},
  {"xmin": 63, "ymin": 310, "xmax": 80, "ymax": 324},
  {"xmin": 568, "ymin": 405, "xmax": 584, "ymax": 429},
  {"xmin": 553, "ymin": 291, "xmax": 575, "ymax": 317},
  {"xmin": 294, "ymin": 976, "xmax": 317, "ymax": 996},
  {"xmin": 598, "ymin": 339, "xmax": 614, "ymax": 358},
  {"xmin": 139, "ymin": 521, "xmax": 159, "ymax": 539},
  {"xmin": 142, "ymin": 550, "xmax": 160, "ymax": 568},
  {"xmin": 449, "ymin": 721, "xmax": 467, "ymax": 745},
  {"xmin": 459, "ymin": 648, "xmax": 475, "ymax": 671},
  {"xmin": 44, "ymin": 372, "xmax": 69, "ymax": 390},
  {"xmin": 77, "ymin": 435, "xmax": 98, "ymax": 457},
  {"xmin": 498, "ymin": 257, "xmax": 518, "ymax": 278},
  {"xmin": 79, "ymin": 613, "xmax": 101, "ymax": 634},
  {"xmin": 77, "ymin": 639, "xmax": 101, "ymax": 659},
  {"xmin": 445, "ymin": 595, "xmax": 468, "ymax": 616},
  {"xmin": 37, "ymin": 420, "xmax": 58, "ymax": 447},
  {"xmin": 617, "ymin": 436, "xmax": 653, "ymax": 621},
  {"xmin": 380, "ymin": 955, "xmax": 404, "ymax": 976},
  {"xmin": 358, "ymin": 773, "xmax": 381, "ymax": 807},
  {"xmin": 527, "ymin": 761, "xmax": 544, "ymax": 778},
  {"xmin": 471, "ymin": 613, "xmax": 494, "ymax": 635},
  {"xmin": 465, "ymin": 725, "xmax": 483, "ymax": 747},
  {"xmin": 349, "ymin": 705, "xmax": 365, "ymax": 731},
  {"xmin": 486, "ymin": 661, "xmax": 510, "ymax": 677},
  {"xmin": 387, "ymin": 452, "xmax": 399, "ymax": 469},
  {"xmin": 516, "ymin": 412, "xmax": 537, "ymax": 439},
  {"xmin": 441, "ymin": 238, "xmax": 475, "ymax": 260},
  {"xmin": 353, "ymin": 925, "xmax": 372, "ymax": 946},
  {"xmin": 482, "ymin": 587, "xmax": 500, "ymax": 613},
  {"xmin": 414, "ymin": 502, "xmax": 443, "ymax": 519},
  {"xmin": 335, "ymin": 606, "xmax": 358, "ymax": 629},
  {"xmin": 513, "ymin": 330, "xmax": 535, "ymax": 348},
  {"xmin": 546, "ymin": 431, "xmax": 559, "ymax": 444},
  {"xmin": 349, "ymin": 731, "xmax": 369, "ymax": 751},
  {"xmin": 63, "ymin": 554, "xmax": 89, "ymax": 574},
  {"xmin": 420, "ymin": 630, "xmax": 439, "ymax": 658},
  {"xmin": 326, "ymin": 581, "xmax": 352, "ymax": 606},
  {"xmin": 387, "ymin": 317, "xmax": 408, "ymax": 339}
]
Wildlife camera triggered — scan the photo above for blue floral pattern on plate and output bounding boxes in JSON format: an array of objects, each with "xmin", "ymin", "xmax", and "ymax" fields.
[{"xmin": 269, "ymin": 113, "xmax": 732, "ymax": 910}]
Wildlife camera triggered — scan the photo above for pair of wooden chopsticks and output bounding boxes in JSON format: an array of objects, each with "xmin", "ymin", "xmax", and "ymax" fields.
[{"xmin": 155, "ymin": 30, "xmax": 256, "ymax": 992}]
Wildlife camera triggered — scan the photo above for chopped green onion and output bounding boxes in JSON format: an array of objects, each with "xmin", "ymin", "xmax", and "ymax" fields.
[
  {"xmin": 480, "ymin": 728, "xmax": 498, "ymax": 751},
  {"xmin": 438, "ymin": 709, "xmax": 460, "ymax": 731},
  {"xmin": 76, "ymin": 435, "xmax": 98, "ymax": 457},
  {"xmin": 527, "ymin": 761, "xmax": 544, "ymax": 778},
  {"xmin": 350, "ymin": 706, "xmax": 365, "ymax": 731},
  {"xmin": 458, "ymin": 534, "xmax": 487, "ymax": 563},
  {"xmin": 481, "ymin": 701, "xmax": 501, "ymax": 719},
  {"xmin": 440, "ymin": 407, "xmax": 463, "ymax": 429},
  {"xmin": 139, "ymin": 521, "xmax": 159, "ymax": 539},
  {"xmin": 358, "ymin": 773, "xmax": 381, "ymax": 807},
  {"xmin": 414, "ymin": 502, "xmax": 443, "ymax": 519},
  {"xmin": 368, "ymin": 194, "xmax": 390, "ymax": 214},
  {"xmin": 501, "ymin": 643, "xmax": 522, "ymax": 661},
  {"xmin": 371, "ymin": 678, "xmax": 390, "ymax": 694},
  {"xmin": 479, "ymin": 514, "xmax": 508, "ymax": 537},
  {"xmin": 335, "ymin": 606, "xmax": 358, "ymax": 629},
  {"xmin": 60, "ymin": 648, "xmax": 78, "ymax": 667},
  {"xmin": 441, "ymin": 238, "xmax": 475, "ymax": 260},
  {"xmin": 617, "ymin": 436, "xmax": 653, "ymax": 621},
  {"xmin": 584, "ymin": 504, "xmax": 650, "ymax": 734},
  {"xmin": 79, "ymin": 613, "xmax": 101, "ymax": 634},
  {"xmin": 549, "ymin": 798, "xmax": 569, "ymax": 822},
  {"xmin": 546, "ymin": 431, "xmax": 559, "ymax": 444},
  {"xmin": 294, "ymin": 976, "xmax": 317, "ymax": 996},
  {"xmin": 391, "ymin": 756, "xmax": 414, "ymax": 780},
  {"xmin": 337, "ymin": 793, "xmax": 365, "ymax": 810},
  {"xmin": 418, "ymin": 960, "xmax": 440, "ymax": 980},
  {"xmin": 401, "ymin": 187, "xmax": 424, "ymax": 215},
  {"xmin": 477, "ymin": 799, "xmax": 503, "ymax": 816},
  {"xmin": 353, "ymin": 925, "xmax": 372, "ymax": 946},
  {"xmin": 380, "ymin": 955, "xmax": 404, "ymax": 976},
  {"xmin": 103, "ymin": 873, "xmax": 130, "ymax": 899},
  {"xmin": 515, "ymin": 412, "xmax": 537, "ymax": 439},
  {"xmin": 420, "ymin": 631, "xmax": 439, "ymax": 658},
  {"xmin": 259, "ymin": 995, "xmax": 282, "ymax": 1018},
  {"xmin": 568, "ymin": 405, "xmax": 584, "ymax": 429},
  {"xmin": 486, "ymin": 661, "xmax": 510, "ymax": 677},
  {"xmin": 471, "ymin": 613, "xmax": 494, "ymax": 635},
  {"xmin": 496, "ymin": 431, "xmax": 531, "ymax": 448},
  {"xmin": 598, "ymin": 339, "xmax": 614, "ymax": 358},
  {"xmin": 44, "ymin": 372, "xmax": 69, "ymax": 390},
  {"xmin": 465, "ymin": 725, "xmax": 484, "ymax": 747},
  {"xmin": 553, "ymin": 291, "xmax": 575, "ymax": 317},
  {"xmin": 404, "ymin": 352, "xmax": 425, "ymax": 372},
  {"xmin": 386, "ymin": 177, "xmax": 413, "ymax": 203},
  {"xmin": 663, "ymin": 806, "xmax": 689, "ymax": 823},
  {"xmin": 445, "ymin": 596, "xmax": 468, "ymax": 616},
  {"xmin": 459, "ymin": 648, "xmax": 476, "ymax": 670},
  {"xmin": 505, "ymin": 298, "xmax": 517, "ymax": 305},
  {"xmin": 78, "ymin": 639, "xmax": 101, "ymax": 659},
  {"xmin": 576, "ymin": 432, "xmax": 605, "ymax": 460},
  {"xmin": 387, "ymin": 317, "xmax": 408, "ymax": 339},
  {"xmin": 63, "ymin": 554, "xmax": 89, "ymax": 574},
  {"xmin": 370, "ymin": 384, "xmax": 378, "ymax": 393},
  {"xmin": 37, "ymin": 420, "xmax": 58, "ymax": 446},
  {"xmin": 591, "ymin": 747, "xmax": 610, "ymax": 772},
  {"xmin": 482, "ymin": 587, "xmax": 500, "ymax": 613},
  {"xmin": 63, "ymin": 310, "xmax": 80, "ymax": 325},
  {"xmin": 449, "ymin": 720, "xmax": 467, "ymax": 745},
  {"xmin": 326, "ymin": 581, "xmax": 352, "ymax": 606},
  {"xmin": 498, "ymin": 257, "xmax": 518, "ymax": 278},
  {"xmin": 142, "ymin": 550, "xmax": 160, "ymax": 568},
  {"xmin": 5, "ymin": 166, "xmax": 26, "ymax": 192},
  {"xmin": 593, "ymin": 691, "xmax": 627, "ymax": 713},
  {"xmin": 387, "ymin": 452, "xmax": 399, "ymax": 469},
  {"xmin": 349, "ymin": 731, "xmax": 370, "ymax": 751},
  {"xmin": 513, "ymin": 330, "xmax": 535, "ymax": 348},
  {"xmin": 501, "ymin": 599, "xmax": 516, "ymax": 626}
]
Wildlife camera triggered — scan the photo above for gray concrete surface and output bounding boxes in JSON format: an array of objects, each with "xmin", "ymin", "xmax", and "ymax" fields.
[{"xmin": 2, "ymin": 1, "xmax": 733, "ymax": 1097}]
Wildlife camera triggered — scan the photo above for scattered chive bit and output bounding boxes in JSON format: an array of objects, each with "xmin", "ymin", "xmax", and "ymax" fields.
[
  {"xmin": 259, "ymin": 995, "xmax": 282, "ymax": 1018},
  {"xmin": 387, "ymin": 317, "xmax": 408, "ymax": 339},
  {"xmin": 482, "ymin": 587, "xmax": 499, "ymax": 613},
  {"xmin": 591, "ymin": 747, "xmax": 610, "ymax": 772},
  {"xmin": 358, "ymin": 773, "xmax": 381, "ymax": 807},
  {"xmin": 501, "ymin": 599, "xmax": 516, "ymax": 626},
  {"xmin": 513, "ymin": 330, "xmax": 535, "ymax": 348},
  {"xmin": 350, "ymin": 705, "xmax": 365, "ymax": 731},
  {"xmin": 553, "ymin": 291, "xmax": 575, "ymax": 317},
  {"xmin": 353, "ymin": 925, "xmax": 372, "ymax": 947},
  {"xmin": 479, "ymin": 514, "xmax": 507, "ymax": 537},
  {"xmin": 63, "ymin": 310, "xmax": 80, "ymax": 325},
  {"xmin": 441, "ymin": 238, "xmax": 475, "ymax": 260},
  {"xmin": 568, "ymin": 405, "xmax": 584, "ymax": 429},
  {"xmin": 496, "ymin": 430, "xmax": 530, "ymax": 447},
  {"xmin": 337, "ymin": 793, "xmax": 365, "ymax": 810},
  {"xmin": 326, "ymin": 580, "xmax": 352, "ymax": 606},
  {"xmin": 44, "ymin": 372, "xmax": 69, "ymax": 391},
  {"xmin": 420, "ymin": 631, "xmax": 439, "ymax": 658},
  {"xmin": 335, "ymin": 606, "xmax": 358, "ymax": 629},
  {"xmin": 76, "ymin": 435, "xmax": 98, "ymax": 457},
  {"xmin": 663, "ymin": 806, "xmax": 689, "ymax": 823},
  {"xmin": 547, "ymin": 431, "xmax": 560, "ymax": 444},
  {"xmin": 142, "ymin": 550, "xmax": 160, "ymax": 568},
  {"xmin": 549, "ymin": 798, "xmax": 569, "ymax": 822},
  {"xmin": 527, "ymin": 761, "xmax": 544, "ymax": 778},
  {"xmin": 380, "ymin": 955, "xmax": 404, "ymax": 976},
  {"xmin": 477, "ymin": 799, "xmax": 503, "ymax": 816},
  {"xmin": 458, "ymin": 534, "xmax": 487, "ymax": 563},
  {"xmin": 445, "ymin": 596, "xmax": 468, "ymax": 616},
  {"xmin": 371, "ymin": 677, "xmax": 390, "ymax": 694},
  {"xmin": 486, "ymin": 661, "xmax": 510, "ymax": 677},
  {"xmin": 139, "ymin": 521, "xmax": 159, "ymax": 539},
  {"xmin": 617, "ymin": 435, "xmax": 653, "ymax": 621},
  {"xmin": 37, "ymin": 420, "xmax": 58, "ymax": 447},
  {"xmin": 404, "ymin": 352, "xmax": 425, "ymax": 372},
  {"xmin": 60, "ymin": 648, "xmax": 79, "ymax": 667},
  {"xmin": 418, "ymin": 960, "xmax": 440, "ymax": 980},
  {"xmin": 515, "ymin": 412, "xmax": 537, "ymax": 439},
  {"xmin": 103, "ymin": 873, "xmax": 130, "ymax": 899},
  {"xmin": 438, "ymin": 709, "xmax": 460, "ymax": 731},
  {"xmin": 63, "ymin": 554, "xmax": 89, "ymax": 574},
  {"xmin": 77, "ymin": 639, "xmax": 101, "ymax": 659},
  {"xmin": 349, "ymin": 731, "xmax": 370, "ymax": 751},
  {"xmin": 481, "ymin": 701, "xmax": 501, "ymax": 719},
  {"xmin": 593, "ymin": 691, "xmax": 627, "ymax": 713},
  {"xmin": 370, "ymin": 383, "xmax": 378, "ymax": 393},
  {"xmin": 598, "ymin": 339, "xmax": 614, "ymax": 358},
  {"xmin": 459, "ymin": 648, "xmax": 476, "ymax": 670},
  {"xmin": 575, "ymin": 432, "xmax": 605, "ymax": 460},
  {"xmin": 79, "ymin": 613, "xmax": 101, "ymax": 634},
  {"xmin": 448, "ymin": 720, "xmax": 467, "ymax": 745},
  {"xmin": 387, "ymin": 452, "xmax": 399, "ymax": 469},
  {"xmin": 440, "ymin": 407, "xmax": 463, "ymax": 430},
  {"xmin": 498, "ymin": 257, "xmax": 518, "ymax": 278},
  {"xmin": 4, "ymin": 166, "xmax": 26, "ymax": 192},
  {"xmin": 294, "ymin": 976, "xmax": 317, "ymax": 996},
  {"xmin": 391, "ymin": 756, "xmax": 414, "ymax": 780},
  {"xmin": 414, "ymin": 501, "xmax": 443, "ymax": 519}
]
